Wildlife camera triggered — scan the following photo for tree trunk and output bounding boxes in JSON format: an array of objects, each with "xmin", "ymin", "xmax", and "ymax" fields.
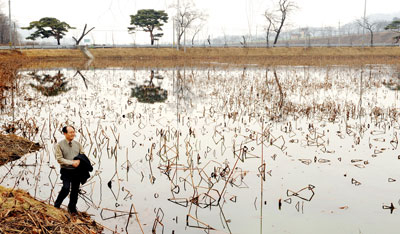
[
  {"xmin": 273, "ymin": 22, "xmax": 285, "ymax": 45},
  {"xmin": 178, "ymin": 30, "xmax": 185, "ymax": 47},
  {"xmin": 177, "ymin": 34, "xmax": 182, "ymax": 47},
  {"xmin": 0, "ymin": 29, "xmax": 3, "ymax": 44},
  {"xmin": 369, "ymin": 30, "xmax": 373, "ymax": 47},
  {"xmin": 150, "ymin": 31, "xmax": 154, "ymax": 45},
  {"xmin": 0, "ymin": 25, "xmax": 3, "ymax": 44},
  {"xmin": 265, "ymin": 18, "xmax": 273, "ymax": 48},
  {"xmin": 273, "ymin": 0, "xmax": 291, "ymax": 46}
]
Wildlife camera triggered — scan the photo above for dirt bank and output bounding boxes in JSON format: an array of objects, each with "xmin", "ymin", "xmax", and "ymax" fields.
[
  {"xmin": 0, "ymin": 185, "xmax": 103, "ymax": 233},
  {"xmin": 0, "ymin": 134, "xmax": 41, "ymax": 166}
]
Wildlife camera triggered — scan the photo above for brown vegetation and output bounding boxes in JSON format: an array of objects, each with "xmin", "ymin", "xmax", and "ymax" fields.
[
  {"xmin": 0, "ymin": 51, "xmax": 38, "ymax": 166},
  {"xmin": 0, "ymin": 134, "xmax": 41, "ymax": 166},
  {"xmin": 0, "ymin": 47, "xmax": 399, "ymax": 69},
  {"xmin": 0, "ymin": 50, "xmax": 23, "ymax": 92},
  {"xmin": 0, "ymin": 185, "xmax": 103, "ymax": 233}
]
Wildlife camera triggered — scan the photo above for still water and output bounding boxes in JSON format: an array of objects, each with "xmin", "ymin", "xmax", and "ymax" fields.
[{"xmin": 1, "ymin": 65, "xmax": 400, "ymax": 234}]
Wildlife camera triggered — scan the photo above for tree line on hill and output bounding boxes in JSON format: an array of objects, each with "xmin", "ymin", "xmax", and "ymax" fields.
[{"xmin": 211, "ymin": 18, "xmax": 399, "ymax": 47}]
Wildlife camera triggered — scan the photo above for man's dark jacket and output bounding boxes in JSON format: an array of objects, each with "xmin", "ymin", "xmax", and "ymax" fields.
[{"xmin": 73, "ymin": 154, "xmax": 93, "ymax": 185}]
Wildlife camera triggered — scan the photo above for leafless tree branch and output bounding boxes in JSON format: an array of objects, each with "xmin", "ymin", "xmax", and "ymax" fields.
[
  {"xmin": 73, "ymin": 24, "xmax": 95, "ymax": 45},
  {"xmin": 357, "ymin": 18, "xmax": 376, "ymax": 47}
]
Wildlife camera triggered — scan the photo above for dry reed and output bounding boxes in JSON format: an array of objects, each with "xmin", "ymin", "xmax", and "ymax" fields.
[{"xmin": 0, "ymin": 47, "xmax": 399, "ymax": 69}]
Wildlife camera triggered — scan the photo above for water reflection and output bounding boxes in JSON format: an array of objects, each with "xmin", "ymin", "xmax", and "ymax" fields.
[
  {"xmin": 130, "ymin": 70, "xmax": 167, "ymax": 104},
  {"xmin": 384, "ymin": 71, "xmax": 400, "ymax": 91},
  {"xmin": 1, "ymin": 65, "xmax": 400, "ymax": 234},
  {"xmin": 28, "ymin": 70, "xmax": 71, "ymax": 96}
]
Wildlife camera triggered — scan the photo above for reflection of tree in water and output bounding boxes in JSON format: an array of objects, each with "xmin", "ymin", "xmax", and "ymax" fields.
[
  {"xmin": 131, "ymin": 70, "xmax": 168, "ymax": 104},
  {"xmin": 173, "ymin": 69, "xmax": 196, "ymax": 104},
  {"xmin": 383, "ymin": 72, "xmax": 400, "ymax": 91},
  {"xmin": 29, "ymin": 71, "xmax": 71, "ymax": 96}
]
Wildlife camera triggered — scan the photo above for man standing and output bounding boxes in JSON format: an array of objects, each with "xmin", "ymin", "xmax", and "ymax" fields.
[{"xmin": 54, "ymin": 125, "xmax": 84, "ymax": 214}]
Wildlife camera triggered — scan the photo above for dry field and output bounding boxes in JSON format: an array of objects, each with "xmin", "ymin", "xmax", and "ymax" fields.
[{"xmin": 0, "ymin": 47, "xmax": 399, "ymax": 69}]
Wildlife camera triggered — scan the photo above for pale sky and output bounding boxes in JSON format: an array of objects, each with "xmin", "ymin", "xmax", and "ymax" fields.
[{"xmin": 3, "ymin": 0, "xmax": 400, "ymax": 45}]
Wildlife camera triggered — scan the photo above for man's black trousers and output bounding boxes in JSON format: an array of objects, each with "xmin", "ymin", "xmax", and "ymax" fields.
[{"xmin": 54, "ymin": 168, "xmax": 80, "ymax": 212}]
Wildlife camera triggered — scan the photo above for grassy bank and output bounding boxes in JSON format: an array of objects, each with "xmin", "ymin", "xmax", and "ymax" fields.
[
  {"xmin": 0, "ymin": 185, "xmax": 103, "ymax": 233},
  {"xmin": 1, "ymin": 47, "xmax": 400, "ymax": 69}
]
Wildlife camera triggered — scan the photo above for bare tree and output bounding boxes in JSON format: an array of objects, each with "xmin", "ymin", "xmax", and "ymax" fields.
[
  {"xmin": 240, "ymin": 35, "xmax": 247, "ymax": 48},
  {"xmin": 190, "ymin": 24, "xmax": 203, "ymax": 46},
  {"xmin": 72, "ymin": 24, "xmax": 95, "ymax": 45},
  {"xmin": 263, "ymin": 9, "xmax": 277, "ymax": 47},
  {"xmin": 357, "ymin": 18, "xmax": 376, "ymax": 47},
  {"xmin": 190, "ymin": 15, "xmax": 207, "ymax": 46},
  {"xmin": 271, "ymin": 0, "xmax": 297, "ymax": 46},
  {"xmin": 173, "ymin": 0, "xmax": 206, "ymax": 48}
]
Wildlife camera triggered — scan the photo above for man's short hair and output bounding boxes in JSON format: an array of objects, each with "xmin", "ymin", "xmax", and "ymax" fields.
[{"xmin": 62, "ymin": 126, "xmax": 75, "ymax": 134}]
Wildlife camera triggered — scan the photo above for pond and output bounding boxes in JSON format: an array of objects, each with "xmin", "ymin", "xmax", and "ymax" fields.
[{"xmin": 1, "ymin": 65, "xmax": 400, "ymax": 234}]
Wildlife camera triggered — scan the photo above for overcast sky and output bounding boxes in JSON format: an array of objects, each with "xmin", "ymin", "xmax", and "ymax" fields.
[{"xmin": 3, "ymin": 0, "xmax": 400, "ymax": 45}]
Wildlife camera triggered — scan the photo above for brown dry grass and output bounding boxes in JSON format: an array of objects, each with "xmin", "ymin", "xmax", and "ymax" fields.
[
  {"xmin": 20, "ymin": 47, "xmax": 400, "ymax": 57},
  {"xmin": 0, "ymin": 50, "xmax": 24, "ymax": 110},
  {"xmin": 0, "ymin": 185, "xmax": 103, "ymax": 233},
  {"xmin": 0, "ymin": 51, "xmax": 23, "ymax": 87},
  {"xmin": 1, "ymin": 47, "xmax": 399, "ymax": 69},
  {"xmin": 0, "ymin": 134, "xmax": 41, "ymax": 166}
]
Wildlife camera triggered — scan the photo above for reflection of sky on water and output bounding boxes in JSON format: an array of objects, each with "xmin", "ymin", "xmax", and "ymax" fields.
[{"xmin": 1, "ymin": 65, "xmax": 400, "ymax": 233}]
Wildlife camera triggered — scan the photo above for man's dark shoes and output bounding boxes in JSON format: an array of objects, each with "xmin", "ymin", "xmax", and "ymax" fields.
[{"xmin": 68, "ymin": 207, "xmax": 78, "ymax": 215}]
